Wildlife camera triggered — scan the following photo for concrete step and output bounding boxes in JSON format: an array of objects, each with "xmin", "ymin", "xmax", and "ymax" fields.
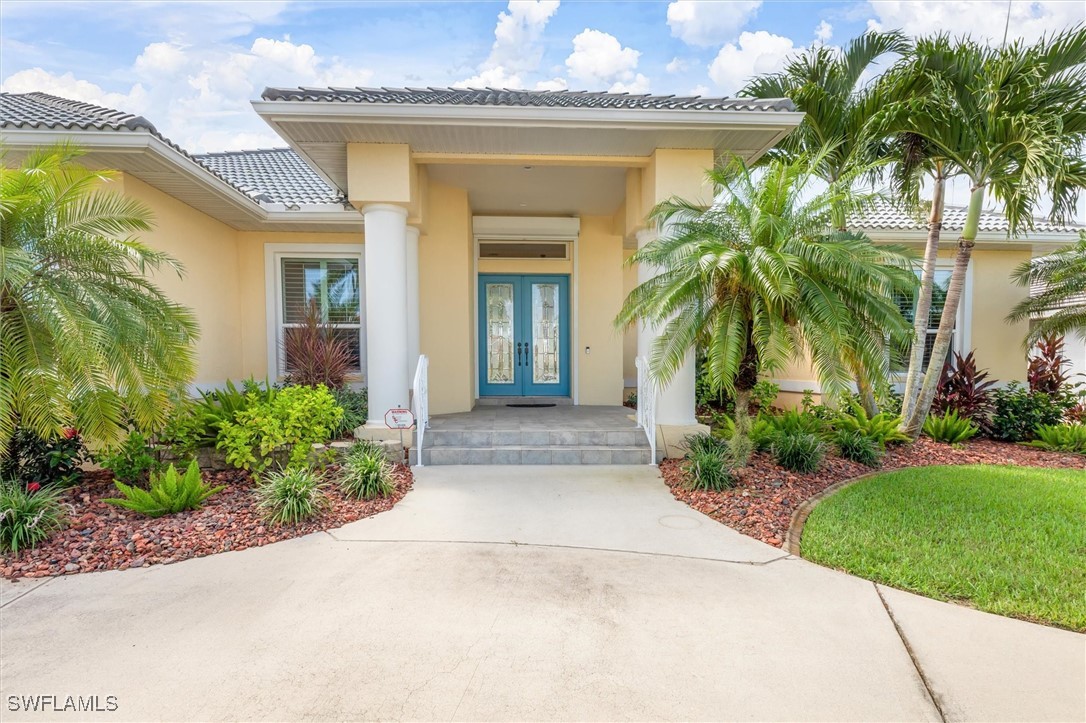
[
  {"xmin": 416, "ymin": 446, "xmax": 652, "ymax": 466},
  {"xmin": 426, "ymin": 429, "xmax": 648, "ymax": 448}
]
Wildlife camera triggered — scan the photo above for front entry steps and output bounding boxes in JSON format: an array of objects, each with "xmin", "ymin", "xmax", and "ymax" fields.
[{"xmin": 415, "ymin": 405, "xmax": 651, "ymax": 465}]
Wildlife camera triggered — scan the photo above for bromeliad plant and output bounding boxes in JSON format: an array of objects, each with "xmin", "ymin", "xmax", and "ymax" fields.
[
  {"xmin": 0, "ymin": 481, "xmax": 68, "ymax": 553},
  {"xmin": 922, "ymin": 410, "xmax": 979, "ymax": 444},
  {"xmin": 255, "ymin": 466, "xmax": 328, "ymax": 524},
  {"xmin": 104, "ymin": 460, "xmax": 224, "ymax": 518},
  {"xmin": 617, "ymin": 153, "xmax": 916, "ymax": 466}
]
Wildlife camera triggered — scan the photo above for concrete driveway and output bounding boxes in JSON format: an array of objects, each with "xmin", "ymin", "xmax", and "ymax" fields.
[{"xmin": 1, "ymin": 466, "xmax": 1083, "ymax": 722}]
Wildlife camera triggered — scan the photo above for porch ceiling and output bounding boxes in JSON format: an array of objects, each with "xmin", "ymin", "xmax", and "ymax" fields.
[{"xmin": 427, "ymin": 163, "xmax": 626, "ymax": 216}]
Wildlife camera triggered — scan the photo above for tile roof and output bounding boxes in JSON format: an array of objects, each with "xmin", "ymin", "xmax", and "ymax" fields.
[
  {"xmin": 193, "ymin": 148, "xmax": 345, "ymax": 206},
  {"xmin": 855, "ymin": 199, "xmax": 1083, "ymax": 235},
  {"xmin": 0, "ymin": 91, "xmax": 159, "ymax": 133},
  {"xmin": 0, "ymin": 92, "xmax": 350, "ymax": 208},
  {"xmin": 0, "ymin": 91, "xmax": 271, "ymax": 203},
  {"xmin": 261, "ymin": 86, "xmax": 796, "ymax": 113}
]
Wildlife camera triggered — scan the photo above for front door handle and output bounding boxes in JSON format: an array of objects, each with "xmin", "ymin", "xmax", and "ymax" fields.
[{"xmin": 516, "ymin": 341, "xmax": 524, "ymax": 366}]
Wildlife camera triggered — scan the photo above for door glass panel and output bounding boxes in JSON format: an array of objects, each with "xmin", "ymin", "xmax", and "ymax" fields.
[
  {"xmin": 532, "ymin": 283, "xmax": 560, "ymax": 384},
  {"xmin": 486, "ymin": 283, "xmax": 515, "ymax": 384}
]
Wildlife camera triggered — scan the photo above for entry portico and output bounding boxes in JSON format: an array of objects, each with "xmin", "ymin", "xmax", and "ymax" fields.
[{"xmin": 253, "ymin": 87, "xmax": 803, "ymax": 438}]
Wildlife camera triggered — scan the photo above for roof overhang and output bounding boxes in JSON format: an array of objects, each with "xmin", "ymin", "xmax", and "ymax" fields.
[
  {"xmin": 252, "ymin": 99, "xmax": 805, "ymax": 194},
  {"xmin": 0, "ymin": 127, "xmax": 363, "ymax": 233}
]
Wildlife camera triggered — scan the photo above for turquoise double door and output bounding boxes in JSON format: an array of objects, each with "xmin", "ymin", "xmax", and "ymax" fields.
[{"xmin": 478, "ymin": 274, "xmax": 570, "ymax": 397}]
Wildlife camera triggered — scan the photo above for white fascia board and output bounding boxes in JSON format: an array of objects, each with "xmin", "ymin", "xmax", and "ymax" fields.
[{"xmin": 251, "ymin": 100, "xmax": 805, "ymax": 132}]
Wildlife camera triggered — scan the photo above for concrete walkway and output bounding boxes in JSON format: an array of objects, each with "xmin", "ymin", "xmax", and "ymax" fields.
[{"xmin": 1, "ymin": 466, "xmax": 1083, "ymax": 722}]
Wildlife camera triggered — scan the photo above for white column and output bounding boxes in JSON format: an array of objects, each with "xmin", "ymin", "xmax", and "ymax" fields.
[
  {"xmin": 636, "ymin": 225, "xmax": 697, "ymax": 426},
  {"xmin": 405, "ymin": 226, "xmax": 421, "ymax": 380},
  {"xmin": 363, "ymin": 204, "xmax": 410, "ymax": 424}
]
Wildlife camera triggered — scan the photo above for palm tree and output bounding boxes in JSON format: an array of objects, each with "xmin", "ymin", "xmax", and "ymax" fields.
[
  {"xmin": 616, "ymin": 154, "xmax": 916, "ymax": 465},
  {"xmin": 0, "ymin": 144, "xmax": 200, "ymax": 452},
  {"xmin": 874, "ymin": 27, "xmax": 1086, "ymax": 437},
  {"xmin": 741, "ymin": 30, "xmax": 911, "ymax": 413},
  {"xmin": 1007, "ymin": 231, "xmax": 1086, "ymax": 342}
]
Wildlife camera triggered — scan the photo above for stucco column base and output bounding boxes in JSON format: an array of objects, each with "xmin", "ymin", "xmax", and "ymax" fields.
[
  {"xmin": 657, "ymin": 422, "xmax": 710, "ymax": 461},
  {"xmin": 355, "ymin": 423, "xmax": 416, "ymax": 448}
]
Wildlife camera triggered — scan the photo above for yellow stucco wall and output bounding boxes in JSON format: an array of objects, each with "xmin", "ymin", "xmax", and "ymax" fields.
[
  {"xmin": 576, "ymin": 216, "xmax": 624, "ymax": 405},
  {"xmin": 970, "ymin": 248, "xmax": 1030, "ymax": 382},
  {"xmin": 771, "ymin": 245, "xmax": 1032, "ymax": 405},
  {"xmin": 418, "ymin": 182, "xmax": 474, "ymax": 415},
  {"xmin": 117, "ymin": 174, "xmax": 242, "ymax": 386},
  {"xmin": 622, "ymin": 248, "xmax": 638, "ymax": 386}
]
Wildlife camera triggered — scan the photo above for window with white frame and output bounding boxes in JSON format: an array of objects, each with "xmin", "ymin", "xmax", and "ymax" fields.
[
  {"xmin": 893, "ymin": 268, "xmax": 960, "ymax": 373},
  {"xmin": 271, "ymin": 251, "xmax": 364, "ymax": 378}
]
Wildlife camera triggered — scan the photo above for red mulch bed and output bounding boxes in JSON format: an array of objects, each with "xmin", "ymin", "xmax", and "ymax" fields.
[
  {"xmin": 1, "ymin": 464, "xmax": 413, "ymax": 581},
  {"xmin": 663, "ymin": 439, "xmax": 1086, "ymax": 549}
]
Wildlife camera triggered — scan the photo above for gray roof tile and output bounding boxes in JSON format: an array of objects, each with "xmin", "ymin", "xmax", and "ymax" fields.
[
  {"xmin": 193, "ymin": 148, "xmax": 344, "ymax": 206},
  {"xmin": 855, "ymin": 199, "xmax": 1082, "ymax": 235},
  {"xmin": 261, "ymin": 86, "xmax": 796, "ymax": 113}
]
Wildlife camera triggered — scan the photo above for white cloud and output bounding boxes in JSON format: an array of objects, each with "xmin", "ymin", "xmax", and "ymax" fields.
[
  {"xmin": 1, "ymin": 68, "xmax": 149, "ymax": 114},
  {"xmin": 665, "ymin": 57, "xmax": 688, "ymax": 73},
  {"xmin": 708, "ymin": 31, "xmax": 799, "ymax": 95},
  {"xmin": 690, "ymin": 84, "xmax": 711, "ymax": 96},
  {"xmin": 3, "ymin": 37, "xmax": 374, "ymax": 152},
  {"xmin": 666, "ymin": 0, "xmax": 762, "ymax": 47},
  {"xmin": 535, "ymin": 77, "xmax": 568, "ymax": 91},
  {"xmin": 457, "ymin": 0, "xmax": 561, "ymax": 88},
  {"xmin": 866, "ymin": 1, "xmax": 1083, "ymax": 43},
  {"xmin": 565, "ymin": 29, "xmax": 648, "ymax": 93},
  {"xmin": 815, "ymin": 20, "xmax": 833, "ymax": 43}
]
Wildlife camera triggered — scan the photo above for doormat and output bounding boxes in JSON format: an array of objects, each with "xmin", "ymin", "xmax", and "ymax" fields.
[{"xmin": 506, "ymin": 403, "xmax": 557, "ymax": 408}]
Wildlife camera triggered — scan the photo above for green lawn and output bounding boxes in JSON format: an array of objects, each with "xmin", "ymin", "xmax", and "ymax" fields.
[{"xmin": 802, "ymin": 465, "xmax": 1086, "ymax": 631}]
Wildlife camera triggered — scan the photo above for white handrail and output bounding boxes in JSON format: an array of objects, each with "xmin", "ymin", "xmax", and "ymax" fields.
[
  {"xmin": 411, "ymin": 354, "xmax": 429, "ymax": 467},
  {"xmin": 635, "ymin": 356, "xmax": 657, "ymax": 465}
]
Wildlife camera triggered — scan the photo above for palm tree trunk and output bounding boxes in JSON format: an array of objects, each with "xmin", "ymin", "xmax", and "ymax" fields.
[
  {"xmin": 903, "ymin": 185, "xmax": 983, "ymax": 438},
  {"xmin": 901, "ymin": 170, "xmax": 945, "ymax": 423},
  {"xmin": 728, "ymin": 336, "xmax": 759, "ymax": 467}
]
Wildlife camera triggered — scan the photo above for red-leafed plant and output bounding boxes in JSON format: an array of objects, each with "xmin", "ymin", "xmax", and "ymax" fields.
[
  {"xmin": 1027, "ymin": 334, "xmax": 1070, "ymax": 395},
  {"xmin": 1067, "ymin": 400, "xmax": 1086, "ymax": 424},
  {"xmin": 932, "ymin": 350, "xmax": 997, "ymax": 433},
  {"xmin": 282, "ymin": 299, "xmax": 355, "ymax": 389}
]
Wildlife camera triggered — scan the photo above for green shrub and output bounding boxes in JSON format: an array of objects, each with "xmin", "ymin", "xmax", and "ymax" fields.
[
  {"xmin": 772, "ymin": 431, "xmax": 825, "ymax": 473},
  {"xmin": 103, "ymin": 461, "xmax": 224, "ymax": 517},
  {"xmin": 97, "ymin": 431, "xmax": 161, "ymax": 483},
  {"xmin": 685, "ymin": 433, "xmax": 728, "ymax": 457},
  {"xmin": 923, "ymin": 410, "xmax": 979, "ymax": 444},
  {"xmin": 991, "ymin": 383, "xmax": 1068, "ymax": 442},
  {"xmin": 749, "ymin": 415, "xmax": 778, "ymax": 452},
  {"xmin": 833, "ymin": 429, "xmax": 883, "ymax": 467},
  {"xmin": 684, "ymin": 448, "xmax": 735, "ymax": 491},
  {"xmin": 255, "ymin": 466, "xmax": 328, "ymax": 524},
  {"xmin": 1025, "ymin": 424, "xmax": 1086, "ymax": 454},
  {"xmin": 1, "ymin": 427, "xmax": 88, "ymax": 487},
  {"xmin": 331, "ymin": 387, "xmax": 368, "ymax": 439},
  {"xmin": 340, "ymin": 443, "xmax": 395, "ymax": 499},
  {"xmin": 0, "ymin": 482, "xmax": 68, "ymax": 552},
  {"xmin": 159, "ymin": 379, "xmax": 277, "ymax": 455},
  {"xmin": 751, "ymin": 380, "xmax": 781, "ymax": 413},
  {"xmin": 834, "ymin": 403, "xmax": 909, "ymax": 447},
  {"xmin": 218, "ymin": 385, "xmax": 344, "ymax": 473}
]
